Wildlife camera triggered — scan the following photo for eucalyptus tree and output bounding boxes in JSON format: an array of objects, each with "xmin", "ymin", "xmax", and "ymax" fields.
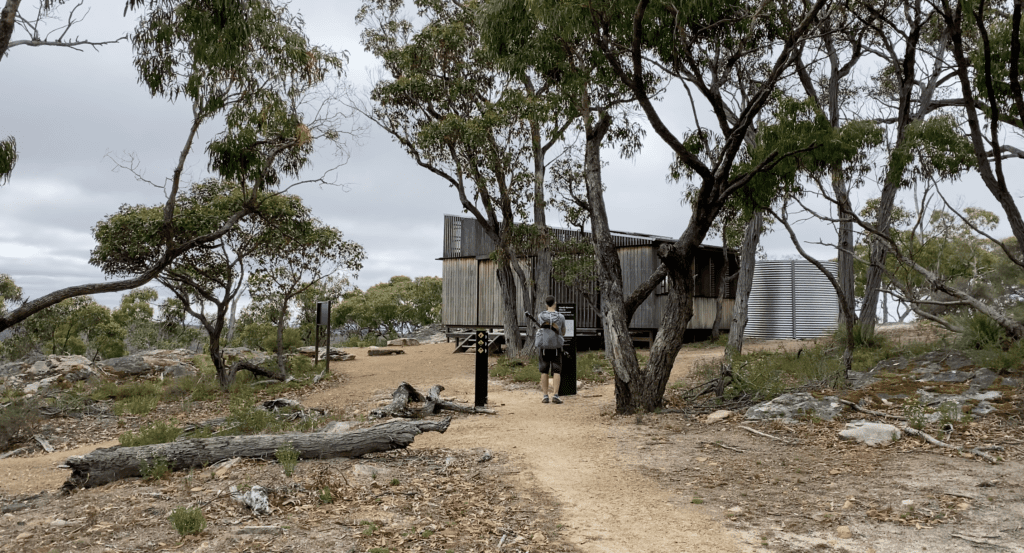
[
  {"xmin": 551, "ymin": 0, "xmax": 838, "ymax": 413},
  {"xmin": 247, "ymin": 217, "xmax": 365, "ymax": 374},
  {"xmin": 358, "ymin": 0, "xmax": 557, "ymax": 356},
  {"xmin": 848, "ymin": 0, "xmax": 974, "ymax": 338},
  {"xmin": 0, "ymin": 0, "xmax": 350, "ymax": 333},
  {"xmin": 92, "ymin": 180, "xmax": 331, "ymax": 387}
]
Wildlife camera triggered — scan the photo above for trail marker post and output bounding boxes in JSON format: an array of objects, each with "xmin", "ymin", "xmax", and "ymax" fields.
[
  {"xmin": 474, "ymin": 329, "xmax": 488, "ymax": 407},
  {"xmin": 557, "ymin": 303, "xmax": 576, "ymax": 396}
]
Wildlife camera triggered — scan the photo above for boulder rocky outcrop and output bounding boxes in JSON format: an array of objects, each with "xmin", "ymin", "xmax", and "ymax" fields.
[{"xmin": 745, "ymin": 393, "xmax": 843, "ymax": 423}]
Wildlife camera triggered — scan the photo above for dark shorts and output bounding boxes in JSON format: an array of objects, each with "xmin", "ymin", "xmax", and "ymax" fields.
[{"xmin": 538, "ymin": 349, "xmax": 561, "ymax": 374}]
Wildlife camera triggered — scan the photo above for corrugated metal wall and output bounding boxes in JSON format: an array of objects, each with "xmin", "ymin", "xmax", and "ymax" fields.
[
  {"xmin": 442, "ymin": 258, "xmax": 477, "ymax": 326},
  {"xmin": 747, "ymin": 260, "xmax": 839, "ymax": 339}
]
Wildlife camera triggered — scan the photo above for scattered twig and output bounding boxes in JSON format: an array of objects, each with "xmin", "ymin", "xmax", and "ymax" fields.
[
  {"xmin": 700, "ymin": 441, "xmax": 746, "ymax": 453},
  {"xmin": 951, "ymin": 533, "xmax": 1008, "ymax": 548},
  {"xmin": 738, "ymin": 425, "xmax": 796, "ymax": 444},
  {"xmin": 840, "ymin": 399, "xmax": 908, "ymax": 421},
  {"xmin": 0, "ymin": 447, "xmax": 29, "ymax": 459},
  {"xmin": 34, "ymin": 434, "xmax": 54, "ymax": 453},
  {"xmin": 901, "ymin": 426, "xmax": 999, "ymax": 463}
]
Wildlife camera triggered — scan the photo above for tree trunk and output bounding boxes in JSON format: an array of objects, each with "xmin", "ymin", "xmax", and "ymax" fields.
[
  {"xmin": 834, "ymin": 171, "xmax": 857, "ymax": 322},
  {"xmin": 710, "ymin": 233, "xmax": 729, "ymax": 341},
  {"xmin": 63, "ymin": 418, "xmax": 451, "ymax": 489},
  {"xmin": 225, "ymin": 290, "xmax": 242, "ymax": 345},
  {"xmin": 276, "ymin": 303, "xmax": 288, "ymax": 374},
  {"xmin": 859, "ymin": 180, "xmax": 899, "ymax": 340},
  {"xmin": 583, "ymin": 111, "xmax": 643, "ymax": 413},
  {"xmin": 370, "ymin": 382, "xmax": 494, "ymax": 418},
  {"xmin": 495, "ymin": 255, "xmax": 523, "ymax": 357},
  {"xmin": 0, "ymin": 0, "xmax": 21, "ymax": 62},
  {"xmin": 727, "ymin": 210, "xmax": 762, "ymax": 356}
]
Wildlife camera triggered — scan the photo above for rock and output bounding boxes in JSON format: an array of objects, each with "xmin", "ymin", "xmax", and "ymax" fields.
[
  {"xmin": 839, "ymin": 421, "xmax": 902, "ymax": 446},
  {"xmin": 231, "ymin": 485, "xmax": 270, "ymax": 515},
  {"xmin": 532, "ymin": 532, "xmax": 547, "ymax": 543},
  {"xmin": 972, "ymin": 401, "xmax": 997, "ymax": 416},
  {"xmin": 387, "ymin": 338, "xmax": 421, "ymax": 347},
  {"xmin": 836, "ymin": 526, "xmax": 853, "ymax": 539},
  {"xmin": 368, "ymin": 347, "xmax": 405, "ymax": 356},
  {"xmin": 968, "ymin": 368, "xmax": 1000, "ymax": 391},
  {"xmin": 319, "ymin": 421, "xmax": 354, "ymax": 434},
  {"xmin": 745, "ymin": 393, "xmax": 843, "ymax": 423},
  {"xmin": 727, "ymin": 506, "xmax": 743, "ymax": 513},
  {"xmin": 49, "ymin": 519, "xmax": 69, "ymax": 527},
  {"xmin": 479, "ymin": 450, "xmax": 493, "ymax": 463},
  {"xmin": 706, "ymin": 410, "xmax": 732, "ymax": 423},
  {"xmin": 222, "ymin": 347, "xmax": 271, "ymax": 364},
  {"xmin": 293, "ymin": 346, "xmax": 354, "ymax": 361},
  {"xmin": 15, "ymin": 532, "xmax": 33, "ymax": 541},
  {"xmin": 99, "ymin": 349, "xmax": 199, "ymax": 378}
]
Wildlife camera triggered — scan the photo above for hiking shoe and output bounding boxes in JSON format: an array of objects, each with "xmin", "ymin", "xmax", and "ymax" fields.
[
  {"xmin": 542, "ymin": 395, "xmax": 550, "ymax": 403},
  {"xmin": 551, "ymin": 395, "xmax": 563, "ymax": 404}
]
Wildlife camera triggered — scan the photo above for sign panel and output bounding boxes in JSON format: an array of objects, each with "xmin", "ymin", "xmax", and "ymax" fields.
[
  {"xmin": 316, "ymin": 301, "xmax": 331, "ymax": 326},
  {"xmin": 557, "ymin": 303, "xmax": 576, "ymax": 338}
]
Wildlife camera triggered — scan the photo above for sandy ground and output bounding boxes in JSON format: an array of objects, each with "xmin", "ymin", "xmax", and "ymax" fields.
[
  {"xmin": 303, "ymin": 343, "xmax": 755, "ymax": 553},
  {"xmin": 3, "ymin": 332, "xmax": 1021, "ymax": 552}
]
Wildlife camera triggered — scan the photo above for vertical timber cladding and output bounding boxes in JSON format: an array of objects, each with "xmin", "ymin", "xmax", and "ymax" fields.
[
  {"xmin": 442, "ymin": 258, "xmax": 478, "ymax": 327},
  {"xmin": 747, "ymin": 259, "xmax": 840, "ymax": 339},
  {"xmin": 619, "ymin": 246, "xmax": 659, "ymax": 327},
  {"xmin": 476, "ymin": 258, "xmax": 534, "ymax": 328}
]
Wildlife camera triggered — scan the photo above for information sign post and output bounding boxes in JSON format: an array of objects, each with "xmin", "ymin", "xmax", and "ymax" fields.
[{"xmin": 557, "ymin": 303, "xmax": 577, "ymax": 396}]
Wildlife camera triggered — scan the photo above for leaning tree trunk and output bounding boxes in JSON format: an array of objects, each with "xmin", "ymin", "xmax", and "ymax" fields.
[
  {"xmin": 727, "ymin": 210, "xmax": 762, "ymax": 356},
  {"xmin": 859, "ymin": 180, "xmax": 899, "ymax": 340},
  {"xmin": 710, "ymin": 233, "xmax": 729, "ymax": 341},
  {"xmin": 495, "ymin": 256, "xmax": 523, "ymax": 358},
  {"xmin": 583, "ymin": 111, "xmax": 642, "ymax": 412},
  {"xmin": 63, "ymin": 418, "xmax": 451, "ymax": 489}
]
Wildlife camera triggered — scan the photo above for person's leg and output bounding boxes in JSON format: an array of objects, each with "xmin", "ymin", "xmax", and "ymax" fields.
[
  {"xmin": 539, "ymin": 352, "xmax": 550, "ymax": 402},
  {"xmin": 550, "ymin": 354, "xmax": 563, "ymax": 403}
]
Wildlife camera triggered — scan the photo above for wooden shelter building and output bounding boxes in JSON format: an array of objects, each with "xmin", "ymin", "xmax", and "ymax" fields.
[{"xmin": 440, "ymin": 215, "xmax": 738, "ymax": 347}]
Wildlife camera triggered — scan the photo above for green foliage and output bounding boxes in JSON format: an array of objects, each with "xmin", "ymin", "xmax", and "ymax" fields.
[
  {"xmin": 169, "ymin": 506, "xmax": 206, "ymax": 537},
  {"xmin": 318, "ymin": 487, "xmax": 335, "ymax": 504},
  {"xmin": 902, "ymin": 398, "xmax": 927, "ymax": 431},
  {"xmin": 275, "ymin": 444, "xmax": 300, "ymax": 477},
  {"xmin": 0, "ymin": 136, "xmax": 16, "ymax": 185},
  {"xmin": 955, "ymin": 311, "xmax": 1007, "ymax": 350},
  {"xmin": 91, "ymin": 380, "xmax": 163, "ymax": 402},
  {"xmin": 491, "ymin": 356, "xmax": 535, "ymax": 382},
  {"xmin": 114, "ymin": 394, "xmax": 160, "ymax": 416},
  {"xmin": 119, "ymin": 421, "xmax": 183, "ymax": 447},
  {"xmin": 141, "ymin": 457, "xmax": 171, "ymax": 480},
  {"xmin": 133, "ymin": 0, "xmax": 346, "ymax": 190},
  {"xmin": 575, "ymin": 351, "xmax": 612, "ymax": 382},
  {"xmin": 334, "ymin": 276, "xmax": 442, "ymax": 338},
  {"xmin": 0, "ymin": 397, "xmax": 41, "ymax": 450},
  {"xmin": 225, "ymin": 396, "xmax": 277, "ymax": 434},
  {"xmin": 885, "ymin": 114, "xmax": 976, "ymax": 187},
  {"xmin": 2, "ymin": 295, "xmax": 127, "ymax": 361},
  {"xmin": 692, "ymin": 345, "xmax": 842, "ymax": 402}
]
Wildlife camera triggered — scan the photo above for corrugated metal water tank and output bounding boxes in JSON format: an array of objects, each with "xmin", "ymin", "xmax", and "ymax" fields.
[{"xmin": 747, "ymin": 260, "xmax": 839, "ymax": 340}]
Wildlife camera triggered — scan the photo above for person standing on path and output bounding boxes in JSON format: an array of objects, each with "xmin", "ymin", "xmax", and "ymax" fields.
[{"xmin": 536, "ymin": 295, "xmax": 566, "ymax": 404}]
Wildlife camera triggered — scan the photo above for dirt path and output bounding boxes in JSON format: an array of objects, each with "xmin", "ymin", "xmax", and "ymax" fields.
[
  {"xmin": 305, "ymin": 343, "xmax": 746, "ymax": 553},
  {"xmin": 0, "ymin": 440, "xmax": 118, "ymax": 496}
]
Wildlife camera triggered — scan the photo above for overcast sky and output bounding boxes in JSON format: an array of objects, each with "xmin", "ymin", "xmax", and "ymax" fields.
[{"xmin": 0, "ymin": 0, "xmax": 1010, "ymax": 312}]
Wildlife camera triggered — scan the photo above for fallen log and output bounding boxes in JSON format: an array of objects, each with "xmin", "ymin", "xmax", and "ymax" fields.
[
  {"xmin": 370, "ymin": 382, "xmax": 495, "ymax": 419},
  {"xmin": 63, "ymin": 417, "xmax": 450, "ymax": 489}
]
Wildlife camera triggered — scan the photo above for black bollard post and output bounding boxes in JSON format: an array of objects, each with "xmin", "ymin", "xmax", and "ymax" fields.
[{"xmin": 474, "ymin": 329, "xmax": 488, "ymax": 407}]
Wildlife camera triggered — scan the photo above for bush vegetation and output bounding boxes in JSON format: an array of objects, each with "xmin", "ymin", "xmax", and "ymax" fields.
[{"xmin": 169, "ymin": 506, "xmax": 206, "ymax": 537}]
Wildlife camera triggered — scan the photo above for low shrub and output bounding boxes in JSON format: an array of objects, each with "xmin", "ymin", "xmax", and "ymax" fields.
[
  {"xmin": 141, "ymin": 456, "xmax": 171, "ymax": 480},
  {"xmin": 119, "ymin": 420, "xmax": 182, "ymax": 447},
  {"xmin": 275, "ymin": 443, "xmax": 300, "ymax": 477},
  {"xmin": 169, "ymin": 506, "xmax": 206, "ymax": 537},
  {"xmin": 0, "ymin": 396, "xmax": 41, "ymax": 450},
  {"xmin": 114, "ymin": 394, "xmax": 159, "ymax": 416}
]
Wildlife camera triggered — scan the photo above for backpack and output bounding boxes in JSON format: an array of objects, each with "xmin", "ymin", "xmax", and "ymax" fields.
[{"xmin": 535, "ymin": 311, "xmax": 563, "ymax": 350}]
